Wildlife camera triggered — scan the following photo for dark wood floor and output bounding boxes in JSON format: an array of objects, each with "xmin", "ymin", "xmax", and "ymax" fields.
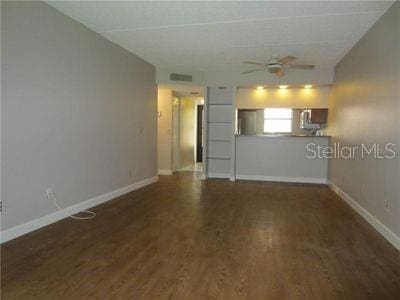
[{"xmin": 2, "ymin": 173, "xmax": 400, "ymax": 299}]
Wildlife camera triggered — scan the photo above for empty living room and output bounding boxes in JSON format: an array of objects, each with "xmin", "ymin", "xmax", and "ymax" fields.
[{"xmin": 1, "ymin": 1, "xmax": 400, "ymax": 299}]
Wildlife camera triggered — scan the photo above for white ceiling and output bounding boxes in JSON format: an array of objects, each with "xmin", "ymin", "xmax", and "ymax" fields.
[{"xmin": 48, "ymin": 1, "xmax": 393, "ymax": 74}]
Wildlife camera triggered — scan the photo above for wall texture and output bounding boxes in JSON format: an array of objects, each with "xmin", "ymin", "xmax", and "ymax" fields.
[
  {"xmin": 236, "ymin": 86, "xmax": 331, "ymax": 109},
  {"xmin": 157, "ymin": 88, "xmax": 173, "ymax": 172},
  {"xmin": 1, "ymin": 1, "xmax": 157, "ymax": 230},
  {"xmin": 327, "ymin": 2, "xmax": 400, "ymax": 238}
]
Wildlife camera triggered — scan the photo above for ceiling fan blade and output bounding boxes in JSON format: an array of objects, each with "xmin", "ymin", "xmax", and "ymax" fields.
[
  {"xmin": 241, "ymin": 68, "xmax": 265, "ymax": 74},
  {"xmin": 288, "ymin": 64, "xmax": 315, "ymax": 69},
  {"xmin": 275, "ymin": 69, "xmax": 285, "ymax": 77},
  {"xmin": 242, "ymin": 61, "xmax": 264, "ymax": 66},
  {"xmin": 279, "ymin": 56, "xmax": 296, "ymax": 64}
]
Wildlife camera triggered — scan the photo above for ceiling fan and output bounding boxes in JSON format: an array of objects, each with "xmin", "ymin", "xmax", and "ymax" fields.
[{"xmin": 241, "ymin": 55, "xmax": 315, "ymax": 77}]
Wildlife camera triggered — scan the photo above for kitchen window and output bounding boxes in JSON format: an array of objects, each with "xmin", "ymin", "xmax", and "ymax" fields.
[{"xmin": 264, "ymin": 108, "xmax": 292, "ymax": 133}]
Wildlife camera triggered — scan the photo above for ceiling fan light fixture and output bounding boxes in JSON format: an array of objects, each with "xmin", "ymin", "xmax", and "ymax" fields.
[
  {"xmin": 279, "ymin": 85, "xmax": 288, "ymax": 89},
  {"xmin": 256, "ymin": 86, "xmax": 264, "ymax": 90},
  {"xmin": 241, "ymin": 55, "xmax": 314, "ymax": 77},
  {"xmin": 304, "ymin": 84, "xmax": 313, "ymax": 89},
  {"xmin": 267, "ymin": 64, "xmax": 281, "ymax": 74}
]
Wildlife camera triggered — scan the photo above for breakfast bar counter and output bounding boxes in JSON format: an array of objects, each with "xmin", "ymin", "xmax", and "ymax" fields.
[{"xmin": 235, "ymin": 134, "xmax": 330, "ymax": 183}]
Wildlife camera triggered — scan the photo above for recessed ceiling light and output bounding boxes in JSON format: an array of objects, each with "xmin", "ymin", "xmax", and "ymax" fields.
[
  {"xmin": 304, "ymin": 84, "xmax": 313, "ymax": 89},
  {"xmin": 256, "ymin": 86, "xmax": 264, "ymax": 90},
  {"xmin": 278, "ymin": 85, "xmax": 288, "ymax": 89}
]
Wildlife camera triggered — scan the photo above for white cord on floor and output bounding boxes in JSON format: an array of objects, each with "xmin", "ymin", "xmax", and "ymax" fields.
[{"xmin": 49, "ymin": 193, "xmax": 96, "ymax": 220}]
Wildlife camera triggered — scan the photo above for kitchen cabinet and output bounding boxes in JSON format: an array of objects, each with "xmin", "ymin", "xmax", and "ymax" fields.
[{"xmin": 309, "ymin": 109, "xmax": 328, "ymax": 123}]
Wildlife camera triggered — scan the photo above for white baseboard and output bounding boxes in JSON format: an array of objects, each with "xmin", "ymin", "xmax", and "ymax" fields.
[
  {"xmin": 329, "ymin": 181, "xmax": 400, "ymax": 251},
  {"xmin": 208, "ymin": 173, "xmax": 230, "ymax": 179},
  {"xmin": 157, "ymin": 169, "xmax": 173, "ymax": 175},
  {"xmin": 236, "ymin": 174, "xmax": 327, "ymax": 184},
  {"xmin": 0, "ymin": 176, "xmax": 159, "ymax": 244}
]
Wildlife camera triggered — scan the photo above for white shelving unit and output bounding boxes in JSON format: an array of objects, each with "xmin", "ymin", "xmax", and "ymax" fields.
[{"xmin": 202, "ymin": 86, "xmax": 236, "ymax": 180}]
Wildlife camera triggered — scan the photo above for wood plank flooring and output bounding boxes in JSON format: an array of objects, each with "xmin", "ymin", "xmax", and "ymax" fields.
[{"xmin": 2, "ymin": 173, "xmax": 400, "ymax": 299}]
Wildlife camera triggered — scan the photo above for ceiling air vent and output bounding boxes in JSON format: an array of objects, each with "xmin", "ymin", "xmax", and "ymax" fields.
[{"xmin": 169, "ymin": 73, "xmax": 192, "ymax": 82}]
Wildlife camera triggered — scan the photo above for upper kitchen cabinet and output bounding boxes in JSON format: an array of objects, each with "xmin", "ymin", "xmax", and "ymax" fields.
[{"xmin": 309, "ymin": 109, "xmax": 328, "ymax": 124}]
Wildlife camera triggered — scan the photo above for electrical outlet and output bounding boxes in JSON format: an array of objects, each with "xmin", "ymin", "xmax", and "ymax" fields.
[
  {"xmin": 46, "ymin": 188, "xmax": 53, "ymax": 200},
  {"xmin": 384, "ymin": 198, "xmax": 390, "ymax": 211}
]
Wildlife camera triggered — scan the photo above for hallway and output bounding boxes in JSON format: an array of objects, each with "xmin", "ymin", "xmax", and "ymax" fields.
[{"xmin": 179, "ymin": 162, "xmax": 202, "ymax": 172}]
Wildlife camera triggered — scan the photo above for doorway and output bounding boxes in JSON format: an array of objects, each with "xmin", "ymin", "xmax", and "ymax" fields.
[
  {"xmin": 157, "ymin": 85, "xmax": 204, "ymax": 174},
  {"xmin": 196, "ymin": 104, "xmax": 204, "ymax": 162},
  {"xmin": 178, "ymin": 97, "xmax": 203, "ymax": 172}
]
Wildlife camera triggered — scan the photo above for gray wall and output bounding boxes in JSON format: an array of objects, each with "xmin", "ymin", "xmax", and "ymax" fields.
[
  {"xmin": 1, "ymin": 1, "xmax": 157, "ymax": 230},
  {"xmin": 327, "ymin": 2, "xmax": 400, "ymax": 236}
]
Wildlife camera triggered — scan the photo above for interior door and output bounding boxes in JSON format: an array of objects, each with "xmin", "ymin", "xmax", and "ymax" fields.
[{"xmin": 196, "ymin": 105, "xmax": 204, "ymax": 162}]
